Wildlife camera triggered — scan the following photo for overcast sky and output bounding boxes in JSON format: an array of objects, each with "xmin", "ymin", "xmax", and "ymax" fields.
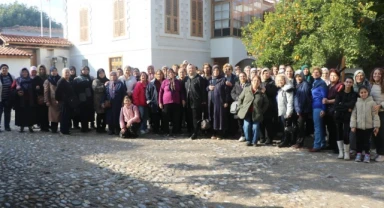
[{"xmin": 2, "ymin": 0, "xmax": 65, "ymax": 26}]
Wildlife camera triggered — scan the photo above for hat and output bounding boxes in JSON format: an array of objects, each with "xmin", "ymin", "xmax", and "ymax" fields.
[{"xmin": 261, "ymin": 68, "xmax": 269, "ymax": 75}]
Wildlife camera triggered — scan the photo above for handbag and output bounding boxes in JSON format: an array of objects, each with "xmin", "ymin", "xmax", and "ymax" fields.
[
  {"xmin": 200, "ymin": 119, "xmax": 211, "ymax": 130},
  {"xmin": 230, "ymin": 101, "xmax": 239, "ymax": 114},
  {"xmin": 37, "ymin": 95, "xmax": 45, "ymax": 105}
]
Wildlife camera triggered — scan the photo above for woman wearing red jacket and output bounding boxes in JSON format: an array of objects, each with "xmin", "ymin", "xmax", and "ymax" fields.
[{"xmin": 133, "ymin": 72, "xmax": 149, "ymax": 134}]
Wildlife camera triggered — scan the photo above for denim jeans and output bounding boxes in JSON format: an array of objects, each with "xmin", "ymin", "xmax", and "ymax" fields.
[
  {"xmin": 313, "ymin": 108, "xmax": 325, "ymax": 149},
  {"xmin": 0, "ymin": 101, "xmax": 12, "ymax": 129},
  {"xmin": 138, "ymin": 106, "xmax": 149, "ymax": 131},
  {"xmin": 243, "ymin": 114, "xmax": 260, "ymax": 144}
]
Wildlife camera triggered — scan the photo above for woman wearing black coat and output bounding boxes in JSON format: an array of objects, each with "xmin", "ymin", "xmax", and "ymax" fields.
[
  {"xmin": 55, "ymin": 68, "xmax": 76, "ymax": 135},
  {"xmin": 73, "ymin": 66, "xmax": 94, "ymax": 132},
  {"xmin": 260, "ymin": 68, "xmax": 278, "ymax": 145},
  {"xmin": 231, "ymin": 72, "xmax": 250, "ymax": 142},
  {"xmin": 31, "ymin": 66, "xmax": 49, "ymax": 132},
  {"xmin": 14, "ymin": 68, "xmax": 38, "ymax": 132},
  {"xmin": 69, "ymin": 66, "xmax": 80, "ymax": 129}
]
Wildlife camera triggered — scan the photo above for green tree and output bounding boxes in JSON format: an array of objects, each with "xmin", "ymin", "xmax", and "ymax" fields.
[
  {"xmin": 242, "ymin": 0, "xmax": 380, "ymax": 69},
  {"xmin": 0, "ymin": 2, "xmax": 62, "ymax": 29}
]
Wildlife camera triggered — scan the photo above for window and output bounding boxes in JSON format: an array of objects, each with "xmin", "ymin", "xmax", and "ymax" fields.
[
  {"xmin": 165, "ymin": 0, "xmax": 179, "ymax": 34},
  {"xmin": 212, "ymin": 0, "xmax": 275, "ymax": 38},
  {"xmin": 79, "ymin": 8, "xmax": 89, "ymax": 42},
  {"xmin": 109, "ymin": 57, "xmax": 123, "ymax": 73},
  {"xmin": 113, "ymin": 0, "xmax": 126, "ymax": 37},
  {"xmin": 191, "ymin": 0, "xmax": 203, "ymax": 37}
]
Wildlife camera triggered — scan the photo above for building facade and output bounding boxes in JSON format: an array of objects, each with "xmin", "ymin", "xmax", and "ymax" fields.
[{"xmin": 64, "ymin": 0, "xmax": 275, "ymax": 75}]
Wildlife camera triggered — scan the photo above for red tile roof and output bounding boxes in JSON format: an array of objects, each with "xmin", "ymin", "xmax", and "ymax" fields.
[
  {"xmin": 0, "ymin": 47, "xmax": 32, "ymax": 57},
  {"xmin": 0, "ymin": 34, "xmax": 71, "ymax": 47},
  {"xmin": 0, "ymin": 26, "xmax": 63, "ymax": 34}
]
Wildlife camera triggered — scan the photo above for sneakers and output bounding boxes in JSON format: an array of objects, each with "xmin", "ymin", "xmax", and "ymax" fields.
[
  {"xmin": 216, "ymin": 137, "xmax": 222, "ymax": 140},
  {"xmin": 238, "ymin": 136, "xmax": 246, "ymax": 142},
  {"xmin": 355, "ymin": 153, "xmax": 362, "ymax": 162},
  {"xmin": 140, "ymin": 130, "xmax": 147, "ymax": 135},
  {"xmin": 375, "ymin": 155, "xmax": 384, "ymax": 162},
  {"xmin": 211, "ymin": 136, "xmax": 217, "ymax": 140},
  {"xmin": 363, "ymin": 154, "xmax": 370, "ymax": 163}
]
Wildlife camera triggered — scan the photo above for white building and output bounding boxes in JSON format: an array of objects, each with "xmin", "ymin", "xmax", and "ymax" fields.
[{"xmin": 64, "ymin": 0, "xmax": 275, "ymax": 75}]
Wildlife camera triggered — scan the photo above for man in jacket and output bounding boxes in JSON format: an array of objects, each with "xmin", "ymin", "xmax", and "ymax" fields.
[{"xmin": 185, "ymin": 64, "xmax": 207, "ymax": 140}]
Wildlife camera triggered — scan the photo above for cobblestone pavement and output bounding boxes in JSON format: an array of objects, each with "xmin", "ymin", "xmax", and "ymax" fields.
[{"xmin": 1, "ymin": 127, "xmax": 384, "ymax": 208}]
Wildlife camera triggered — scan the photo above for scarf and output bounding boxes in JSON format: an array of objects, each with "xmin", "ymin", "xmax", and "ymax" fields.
[
  {"xmin": 97, "ymin": 69, "xmax": 109, "ymax": 84},
  {"xmin": 169, "ymin": 78, "xmax": 175, "ymax": 92},
  {"xmin": 109, "ymin": 81, "xmax": 117, "ymax": 99},
  {"xmin": 30, "ymin": 66, "xmax": 37, "ymax": 79},
  {"xmin": 48, "ymin": 75, "xmax": 61, "ymax": 86}
]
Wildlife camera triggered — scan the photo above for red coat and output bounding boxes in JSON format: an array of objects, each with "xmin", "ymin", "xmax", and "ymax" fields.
[{"xmin": 133, "ymin": 81, "xmax": 148, "ymax": 107}]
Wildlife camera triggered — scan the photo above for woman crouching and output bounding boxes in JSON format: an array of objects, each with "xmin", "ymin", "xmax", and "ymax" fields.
[{"xmin": 119, "ymin": 96, "xmax": 140, "ymax": 138}]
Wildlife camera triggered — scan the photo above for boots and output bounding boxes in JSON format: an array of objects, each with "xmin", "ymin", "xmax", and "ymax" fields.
[
  {"xmin": 337, "ymin": 141, "xmax": 344, "ymax": 159},
  {"xmin": 343, "ymin": 144, "xmax": 350, "ymax": 160}
]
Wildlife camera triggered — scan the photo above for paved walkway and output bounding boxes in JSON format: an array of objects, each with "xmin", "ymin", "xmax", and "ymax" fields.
[{"xmin": 0, "ymin": 129, "xmax": 383, "ymax": 208}]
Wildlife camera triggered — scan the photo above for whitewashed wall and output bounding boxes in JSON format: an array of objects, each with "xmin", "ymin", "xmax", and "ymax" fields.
[
  {"xmin": 210, "ymin": 37, "xmax": 248, "ymax": 66},
  {"xmin": 0, "ymin": 57, "xmax": 31, "ymax": 77},
  {"xmin": 36, "ymin": 48, "xmax": 71, "ymax": 71}
]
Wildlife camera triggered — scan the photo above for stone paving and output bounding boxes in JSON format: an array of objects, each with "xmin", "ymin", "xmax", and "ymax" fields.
[{"xmin": 0, "ymin": 127, "xmax": 384, "ymax": 208}]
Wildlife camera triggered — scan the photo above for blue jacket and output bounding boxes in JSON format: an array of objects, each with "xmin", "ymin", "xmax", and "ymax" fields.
[
  {"xmin": 294, "ymin": 80, "xmax": 312, "ymax": 114},
  {"xmin": 311, "ymin": 78, "xmax": 328, "ymax": 110}
]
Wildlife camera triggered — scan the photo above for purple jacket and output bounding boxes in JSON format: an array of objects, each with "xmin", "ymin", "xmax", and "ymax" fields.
[{"xmin": 159, "ymin": 79, "xmax": 185, "ymax": 105}]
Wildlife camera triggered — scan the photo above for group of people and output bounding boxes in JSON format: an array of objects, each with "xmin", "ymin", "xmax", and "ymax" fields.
[{"xmin": 0, "ymin": 62, "xmax": 383, "ymax": 163}]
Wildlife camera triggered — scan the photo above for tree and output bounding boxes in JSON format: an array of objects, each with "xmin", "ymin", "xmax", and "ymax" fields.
[
  {"xmin": 0, "ymin": 2, "xmax": 62, "ymax": 29},
  {"xmin": 241, "ymin": 0, "xmax": 380, "ymax": 70}
]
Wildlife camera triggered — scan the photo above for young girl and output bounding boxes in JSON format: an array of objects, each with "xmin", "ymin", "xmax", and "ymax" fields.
[
  {"xmin": 119, "ymin": 96, "xmax": 141, "ymax": 138},
  {"xmin": 350, "ymin": 86, "xmax": 380, "ymax": 163}
]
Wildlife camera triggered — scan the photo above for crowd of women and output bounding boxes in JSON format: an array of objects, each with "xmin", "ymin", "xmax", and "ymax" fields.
[{"xmin": 0, "ymin": 62, "xmax": 383, "ymax": 163}]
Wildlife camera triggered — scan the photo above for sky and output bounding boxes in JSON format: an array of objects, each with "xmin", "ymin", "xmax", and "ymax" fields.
[{"xmin": 2, "ymin": 0, "xmax": 65, "ymax": 25}]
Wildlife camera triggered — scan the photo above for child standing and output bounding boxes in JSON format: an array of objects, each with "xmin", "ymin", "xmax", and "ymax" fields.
[
  {"xmin": 119, "ymin": 96, "xmax": 141, "ymax": 138},
  {"xmin": 350, "ymin": 86, "xmax": 380, "ymax": 163}
]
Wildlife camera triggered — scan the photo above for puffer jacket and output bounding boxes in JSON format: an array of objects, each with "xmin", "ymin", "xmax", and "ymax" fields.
[
  {"xmin": 277, "ymin": 84, "xmax": 294, "ymax": 118},
  {"xmin": 294, "ymin": 72, "xmax": 312, "ymax": 114},
  {"xmin": 350, "ymin": 96, "xmax": 380, "ymax": 130}
]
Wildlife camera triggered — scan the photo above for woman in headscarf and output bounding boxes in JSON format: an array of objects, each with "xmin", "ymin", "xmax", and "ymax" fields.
[
  {"xmin": 103, "ymin": 71, "xmax": 127, "ymax": 135},
  {"xmin": 321, "ymin": 67, "xmax": 331, "ymax": 86},
  {"xmin": 0, "ymin": 64, "xmax": 15, "ymax": 131},
  {"xmin": 146, "ymin": 69, "xmax": 164, "ymax": 134},
  {"xmin": 133, "ymin": 72, "xmax": 150, "ymax": 134},
  {"xmin": 55, "ymin": 68, "xmax": 76, "ymax": 135},
  {"xmin": 353, "ymin": 69, "xmax": 371, "ymax": 93},
  {"xmin": 300, "ymin": 65, "xmax": 314, "ymax": 86},
  {"xmin": 92, "ymin": 68, "xmax": 109, "ymax": 133},
  {"xmin": 69, "ymin": 66, "xmax": 79, "ymax": 129},
  {"xmin": 159, "ymin": 68, "xmax": 185, "ymax": 136},
  {"xmin": 207, "ymin": 65, "xmax": 230, "ymax": 140},
  {"xmin": 44, "ymin": 66, "xmax": 61, "ymax": 133},
  {"xmin": 13, "ymin": 68, "xmax": 37, "ymax": 132},
  {"xmin": 73, "ymin": 66, "xmax": 94, "ymax": 132},
  {"xmin": 30, "ymin": 66, "xmax": 49, "ymax": 131}
]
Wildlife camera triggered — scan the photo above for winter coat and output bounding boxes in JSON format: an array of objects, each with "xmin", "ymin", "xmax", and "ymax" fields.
[
  {"xmin": 0, "ymin": 73, "xmax": 15, "ymax": 104},
  {"xmin": 237, "ymin": 86, "xmax": 269, "ymax": 122},
  {"xmin": 44, "ymin": 78, "xmax": 61, "ymax": 122},
  {"xmin": 334, "ymin": 90, "xmax": 357, "ymax": 122},
  {"xmin": 55, "ymin": 78, "xmax": 76, "ymax": 105},
  {"xmin": 225, "ymin": 74, "xmax": 237, "ymax": 102},
  {"xmin": 350, "ymin": 96, "xmax": 380, "ymax": 130},
  {"xmin": 92, "ymin": 79, "xmax": 107, "ymax": 114},
  {"xmin": 185, "ymin": 74, "xmax": 207, "ymax": 109},
  {"xmin": 277, "ymin": 84, "xmax": 294, "ymax": 118},
  {"xmin": 73, "ymin": 74, "xmax": 94, "ymax": 121},
  {"xmin": 158, "ymin": 79, "xmax": 185, "ymax": 105},
  {"xmin": 146, "ymin": 79, "xmax": 162, "ymax": 113},
  {"xmin": 370, "ymin": 84, "xmax": 384, "ymax": 110},
  {"xmin": 312, "ymin": 78, "xmax": 328, "ymax": 110},
  {"xmin": 231, "ymin": 81, "xmax": 250, "ymax": 101},
  {"xmin": 294, "ymin": 74, "xmax": 312, "ymax": 114},
  {"xmin": 104, "ymin": 81, "xmax": 127, "ymax": 127},
  {"xmin": 261, "ymin": 78, "xmax": 278, "ymax": 118},
  {"xmin": 207, "ymin": 77, "xmax": 231, "ymax": 130},
  {"xmin": 119, "ymin": 104, "xmax": 141, "ymax": 129},
  {"xmin": 326, "ymin": 82, "xmax": 344, "ymax": 114},
  {"xmin": 133, "ymin": 81, "xmax": 148, "ymax": 107}
]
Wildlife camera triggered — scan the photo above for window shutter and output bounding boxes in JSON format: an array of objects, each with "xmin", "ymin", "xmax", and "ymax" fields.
[
  {"xmin": 191, "ymin": 0, "xmax": 197, "ymax": 36},
  {"xmin": 173, "ymin": 0, "xmax": 178, "ymax": 33},
  {"xmin": 197, "ymin": 0, "xmax": 203, "ymax": 36},
  {"xmin": 84, "ymin": 10, "xmax": 89, "ymax": 41},
  {"xmin": 80, "ymin": 8, "xmax": 89, "ymax": 42},
  {"xmin": 113, "ymin": 0, "xmax": 119, "ymax": 37},
  {"xmin": 119, "ymin": 0, "xmax": 125, "ymax": 36},
  {"xmin": 165, "ymin": 0, "xmax": 178, "ymax": 34}
]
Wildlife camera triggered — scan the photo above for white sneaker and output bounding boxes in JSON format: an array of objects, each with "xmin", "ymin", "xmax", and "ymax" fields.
[
  {"xmin": 140, "ymin": 130, "xmax": 147, "ymax": 135},
  {"xmin": 238, "ymin": 136, "xmax": 246, "ymax": 142},
  {"xmin": 375, "ymin": 155, "xmax": 384, "ymax": 162}
]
